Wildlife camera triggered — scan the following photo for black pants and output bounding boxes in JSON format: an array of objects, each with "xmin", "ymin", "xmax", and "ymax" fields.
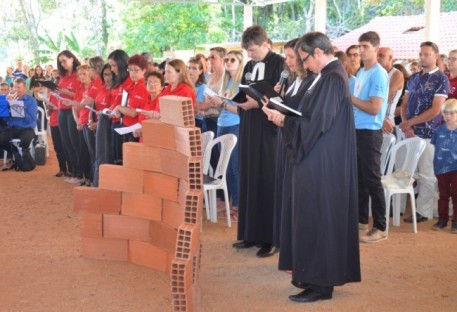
[
  {"xmin": 58, "ymin": 109, "xmax": 81, "ymax": 177},
  {"xmin": 78, "ymin": 129, "xmax": 92, "ymax": 181},
  {"xmin": 50, "ymin": 126, "xmax": 70, "ymax": 173},
  {"xmin": 111, "ymin": 121, "xmax": 123, "ymax": 163},
  {"xmin": 356, "ymin": 129, "xmax": 386, "ymax": 231},
  {"xmin": 93, "ymin": 115, "xmax": 113, "ymax": 187}
]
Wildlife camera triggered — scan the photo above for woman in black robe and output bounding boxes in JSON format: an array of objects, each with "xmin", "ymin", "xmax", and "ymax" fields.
[{"xmin": 263, "ymin": 32, "xmax": 360, "ymax": 303}]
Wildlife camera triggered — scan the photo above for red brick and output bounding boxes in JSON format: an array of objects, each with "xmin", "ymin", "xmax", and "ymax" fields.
[
  {"xmin": 121, "ymin": 192, "xmax": 162, "ymax": 221},
  {"xmin": 160, "ymin": 149, "xmax": 190, "ymax": 180},
  {"xmin": 144, "ymin": 172, "xmax": 179, "ymax": 201},
  {"xmin": 162, "ymin": 200, "xmax": 185, "ymax": 230},
  {"xmin": 150, "ymin": 220, "xmax": 178, "ymax": 254},
  {"xmin": 99, "ymin": 165, "xmax": 144, "ymax": 194},
  {"xmin": 183, "ymin": 190, "xmax": 203, "ymax": 225},
  {"xmin": 103, "ymin": 214, "xmax": 151, "ymax": 241},
  {"xmin": 81, "ymin": 237, "xmax": 128, "ymax": 261},
  {"xmin": 187, "ymin": 158, "xmax": 203, "ymax": 191},
  {"xmin": 174, "ymin": 127, "xmax": 202, "ymax": 158},
  {"xmin": 73, "ymin": 187, "xmax": 121, "ymax": 214},
  {"xmin": 129, "ymin": 240, "xmax": 168, "ymax": 272},
  {"xmin": 142, "ymin": 120, "xmax": 176, "ymax": 150},
  {"xmin": 166, "ymin": 253, "xmax": 175, "ymax": 277},
  {"xmin": 80, "ymin": 213, "xmax": 103, "ymax": 238},
  {"xmin": 178, "ymin": 179, "xmax": 190, "ymax": 207},
  {"xmin": 122, "ymin": 142, "xmax": 162, "ymax": 172},
  {"xmin": 175, "ymin": 224, "xmax": 201, "ymax": 261},
  {"xmin": 159, "ymin": 95, "xmax": 195, "ymax": 128},
  {"xmin": 171, "ymin": 259, "xmax": 193, "ymax": 294}
]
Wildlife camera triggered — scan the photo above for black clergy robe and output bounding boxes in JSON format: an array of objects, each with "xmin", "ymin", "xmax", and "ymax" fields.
[
  {"xmin": 281, "ymin": 59, "xmax": 361, "ymax": 286},
  {"xmin": 273, "ymin": 72, "xmax": 317, "ymax": 249},
  {"xmin": 237, "ymin": 51, "xmax": 284, "ymax": 244}
]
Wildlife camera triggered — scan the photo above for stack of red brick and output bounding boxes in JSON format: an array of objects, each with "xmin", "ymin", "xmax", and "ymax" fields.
[{"xmin": 73, "ymin": 96, "xmax": 203, "ymax": 312}]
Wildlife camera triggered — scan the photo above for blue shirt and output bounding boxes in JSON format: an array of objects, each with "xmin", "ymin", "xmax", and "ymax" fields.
[
  {"xmin": 406, "ymin": 68, "xmax": 449, "ymax": 139},
  {"xmin": 352, "ymin": 63, "xmax": 389, "ymax": 130},
  {"xmin": 195, "ymin": 83, "xmax": 206, "ymax": 121},
  {"xmin": 217, "ymin": 80, "xmax": 240, "ymax": 127},
  {"xmin": 431, "ymin": 124, "xmax": 457, "ymax": 175},
  {"xmin": 7, "ymin": 93, "xmax": 37, "ymax": 129}
]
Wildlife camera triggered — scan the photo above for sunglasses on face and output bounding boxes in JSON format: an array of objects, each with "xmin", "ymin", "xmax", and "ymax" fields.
[{"xmin": 224, "ymin": 58, "xmax": 237, "ymax": 64}]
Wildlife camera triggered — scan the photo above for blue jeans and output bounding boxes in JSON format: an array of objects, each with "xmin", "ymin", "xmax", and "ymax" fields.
[{"xmin": 217, "ymin": 124, "xmax": 240, "ymax": 207}]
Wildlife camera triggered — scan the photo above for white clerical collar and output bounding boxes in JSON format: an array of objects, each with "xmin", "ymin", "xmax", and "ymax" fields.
[{"xmin": 324, "ymin": 57, "xmax": 338, "ymax": 67}]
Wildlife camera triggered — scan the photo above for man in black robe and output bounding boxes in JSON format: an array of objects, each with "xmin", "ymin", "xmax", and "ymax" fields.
[
  {"xmin": 232, "ymin": 25, "xmax": 284, "ymax": 257},
  {"xmin": 263, "ymin": 32, "xmax": 361, "ymax": 302}
]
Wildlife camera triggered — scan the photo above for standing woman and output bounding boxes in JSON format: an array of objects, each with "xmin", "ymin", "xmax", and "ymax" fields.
[
  {"xmin": 113, "ymin": 54, "xmax": 150, "ymax": 143},
  {"xmin": 188, "ymin": 57, "xmax": 207, "ymax": 131},
  {"xmin": 92, "ymin": 64, "xmax": 113, "ymax": 187},
  {"xmin": 30, "ymin": 65, "xmax": 47, "ymax": 130},
  {"xmin": 346, "ymin": 44, "xmax": 362, "ymax": 77},
  {"xmin": 207, "ymin": 50, "xmax": 244, "ymax": 220},
  {"xmin": 159, "ymin": 59, "xmax": 196, "ymax": 105},
  {"xmin": 56, "ymin": 50, "xmax": 82, "ymax": 182},
  {"xmin": 5, "ymin": 67, "xmax": 14, "ymax": 86},
  {"xmin": 107, "ymin": 49, "xmax": 131, "ymax": 164}
]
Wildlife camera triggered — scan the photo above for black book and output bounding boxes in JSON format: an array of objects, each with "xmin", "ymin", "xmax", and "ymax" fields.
[
  {"xmin": 35, "ymin": 80, "xmax": 59, "ymax": 90},
  {"xmin": 238, "ymin": 80, "xmax": 281, "ymax": 102},
  {"xmin": 267, "ymin": 98, "xmax": 302, "ymax": 117}
]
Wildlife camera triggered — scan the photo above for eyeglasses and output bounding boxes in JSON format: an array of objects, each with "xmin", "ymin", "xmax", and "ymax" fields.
[
  {"xmin": 448, "ymin": 57, "xmax": 457, "ymax": 62},
  {"xmin": 127, "ymin": 67, "xmax": 142, "ymax": 73},
  {"xmin": 224, "ymin": 58, "xmax": 237, "ymax": 64},
  {"xmin": 301, "ymin": 53, "xmax": 313, "ymax": 63},
  {"xmin": 147, "ymin": 81, "xmax": 161, "ymax": 86},
  {"xmin": 347, "ymin": 53, "xmax": 359, "ymax": 57}
]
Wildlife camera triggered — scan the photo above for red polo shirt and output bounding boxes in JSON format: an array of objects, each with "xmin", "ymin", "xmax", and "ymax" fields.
[
  {"xmin": 57, "ymin": 72, "xmax": 81, "ymax": 110},
  {"xmin": 122, "ymin": 78, "xmax": 150, "ymax": 126},
  {"xmin": 158, "ymin": 83, "xmax": 196, "ymax": 110}
]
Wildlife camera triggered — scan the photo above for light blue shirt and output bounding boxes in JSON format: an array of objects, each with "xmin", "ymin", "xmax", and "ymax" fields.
[
  {"xmin": 218, "ymin": 80, "xmax": 240, "ymax": 127},
  {"xmin": 195, "ymin": 83, "xmax": 206, "ymax": 121},
  {"xmin": 352, "ymin": 63, "xmax": 388, "ymax": 130}
]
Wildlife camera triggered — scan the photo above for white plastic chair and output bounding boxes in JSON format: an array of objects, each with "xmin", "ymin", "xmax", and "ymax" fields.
[
  {"xmin": 201, "ymin": 130, "xmax": 214, "ymax": 176},
  {"xmin": 380, "ymin": 133, "xmax": 396, "ymax": 175},
  {"xmin": 203, "ymin": 133, "xmax": 237, "ymax": 227},
  {"xmin": 382, "ymin": 137, "xmax": 426, "ymax": 234},
  {"xmin": 35, "ymin": 107, "xmax": 49, "ymax": 157}
]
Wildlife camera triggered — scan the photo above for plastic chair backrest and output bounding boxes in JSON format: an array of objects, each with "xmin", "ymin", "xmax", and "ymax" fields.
[
  {"xmin": 380, "ymin": 133, "xmax": 396, "ymax": 175},
  {"xmin": 205, "ymin": 134, "xmax": 237, "ymax": 179},
  {"xmin": 395, "ymin": 126, "xmax": 406, "ymax": 142},
  {"xmin": 37, "ymin": 106, "xmax": 46, "ymax": 133},
  {"xmin": 385, "ymin": 137, "xmax": 426, "ymax": 186},
  {"xmin": 202, "ymin": 131, "xmax": 215, "ymax": 175}
]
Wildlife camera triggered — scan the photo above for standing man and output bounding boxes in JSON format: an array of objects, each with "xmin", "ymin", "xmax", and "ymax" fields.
[
  {"xmin": 446, "ymin": 49, "xmax": 457, "ymax": 100},
  {"xmin": 352, "ymin": 31, "xmax": 389, "ymax": 243},
  {"xmin": 377, "ymin": 47, "xmax": 404, "ymax": 133},
  {"xmin": 262, "ymin": 31, "xmax": 360, "ymax": 302},
  {"xmin": 400, "ymin": 41, "xmax": 450, "ymax": 222},
  {"xmin": 233, "ymin": 25, "xmax": 284, "ymax": 257}
]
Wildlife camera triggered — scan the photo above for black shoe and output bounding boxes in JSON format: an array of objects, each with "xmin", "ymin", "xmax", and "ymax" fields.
[
  {"xmin": 291, "ymin": 280, "xmax": 309, "ymax": 289},
  {"xmin": 232, "ymin": 241, "xmax": 256, "ymax": 249},
  {"xmin": 289, "ymin": 288, "xmax": 332, "ymax": 303},
  {"xmin": 432, "ymin": 220, "xmax": 448, "ymax": 230},
  {"xmin": 404, "ymin": 212, "xmax": 428, "ymax": 223},
  {"xmin": 256, "ymin": 244, "xmax": 277, "ymax": 258}
]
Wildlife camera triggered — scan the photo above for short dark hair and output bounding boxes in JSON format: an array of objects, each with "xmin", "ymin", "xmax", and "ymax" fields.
[
  {"xmin": 209, "ymin": 47, "xmax": 227, "ymax": 58},
  {"xmin": 295, "ymin": 32, "xmax": 334, "ymax": 56},
  {"xmin": 241, "ymin": 25, "xmax": 268, "ymax": 49},
  {"xmin": 420, "ymin": 41, "xmax": 439, "ymax": 53},
  {"xmin": 358, "ymin": 31, "xmax": 380, "ymax": 47},
  {"xmin": 188, "ymin": 57, "xmax": 206, "ymax": 85},
  {"xmin": 145, "ymin": 71, "xmax": 165, "ymax": 87},
  {"xmin": 14, "ymin": 78, "xmax": 26, "ymax": 86}
]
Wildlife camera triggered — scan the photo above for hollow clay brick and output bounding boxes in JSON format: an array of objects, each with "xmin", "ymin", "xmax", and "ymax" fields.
[
  {"xmin": 73, "ymin": 187, "xmax": 121, "ymax": 214},
  {"xmin": 166, "ymin": 253, "xmax": 175, "ymax": 277},
  {"xmin": 81, "ymin": 237, "xmax": 128, "ymax": 261},
  {"xmin": 99, "ymin": 165, "xmax": 144, "ymax": 194},
  {"xmin": 122, "ymin": 142, "xmax": 162, "ymax": 172},
  {"xmin": 159, "ymin": 149, "xmax": 190, "ymax": 180},
  {"xmin": 183, "ymin": 190, "xmax": 203, "ymax": 225},
  {"xmin": 175, "ymin": 224, "xmax": 201, "ymax": 261},
  {"xmin": 159, "ymin": 95, "xmax": 195, "ymax": 128},
  {"xmin": 144, "ymin": 172, "xmax": 179, "ymax": 202},
  {"xmin": 149, "ymin": 220, "xmax": 178, "ymax": 254},
  {"xmin": 187, "ymin": 158, "xmax": 202, "ymax": 191},
  {"xmin": 174, "ymin": 127, "xmax": 202, "ymax": 158},
  {"xmin": 162, "ymin": 200, "xmax": 185, "ymax": 230},
  {"xmin": 171, "ymin": 259, "xmax": 193, "ymax": 295},
  {"xmin": 142, "ymin": 120, "xmax": 177, "ymax": 150},
  {"xmin": 128, "ymin": 240, "xmax": 168, "ymax": 272},
  {"xmin": 121, "ymin": 192, "xmax": 162, "ymax": 221},
  {"xmin": 80, "ymin": 213, "xmax": 103, "ymax": 238},
  {"xmin": 103, "ymin": 214, "xmax": 151, "ymax": 241}
]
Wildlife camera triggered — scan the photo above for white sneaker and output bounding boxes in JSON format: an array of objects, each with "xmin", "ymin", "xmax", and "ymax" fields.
[
  {"xmin": 360, "ymin": 228, "xmax": 387, "ymax": 243},
  {"xmin": 359, "ymin": 223, "xmax": 369, "ymax": 235}
]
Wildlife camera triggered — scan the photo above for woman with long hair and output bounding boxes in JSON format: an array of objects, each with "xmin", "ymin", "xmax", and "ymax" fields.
[
  {"xmin": 159, "ymin": 59, "xmax": 196, "ymax": 104},
  {"xmin": 188, "ymin": 57, "xmax": 207, "ymax": 131},
  {"xmin": 207, "ymin": 50, "xmax": 245, "ymax": 221},
  {"xmin": 56, "ymin": 50, "xmax": 82, "ymax": 183}
]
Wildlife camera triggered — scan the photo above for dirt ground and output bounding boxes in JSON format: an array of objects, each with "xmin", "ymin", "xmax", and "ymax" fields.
[{"xmin": 1, "ymin": 148, "xmax": 456, "ymax": 312}]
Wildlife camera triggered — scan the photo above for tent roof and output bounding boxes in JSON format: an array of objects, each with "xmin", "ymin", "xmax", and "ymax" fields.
[{"xmin": 332, "ymin": 12, "xmax": 457, "ymax": 60}]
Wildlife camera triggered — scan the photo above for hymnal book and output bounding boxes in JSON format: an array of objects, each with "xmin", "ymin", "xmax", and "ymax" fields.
[
  {"xmin": 204, "ymin": 87, "xmax": 245, "ymax": 103},
  {"xmin": 0, "ymin": 95, "xmax": 9, "ymax": 117},
  {"xmin": 239, "ymin": 80, "xmax": 281, "ymax": 102},
  {"xmin": 36, "ymin": 80, "xmax": 59, "ymax": 91},
  {"xmin": 267, "ymin": 98, "xmax": 302, "ymax": 117}
]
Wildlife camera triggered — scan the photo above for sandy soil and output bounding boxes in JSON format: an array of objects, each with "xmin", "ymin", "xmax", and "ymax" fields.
[{"xmin": 1, "ymin": 149, "xmax": 456, "ymax": 312}]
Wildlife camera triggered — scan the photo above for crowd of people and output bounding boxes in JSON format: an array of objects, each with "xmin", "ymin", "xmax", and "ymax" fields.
[{"xmin": 1, "ymin": 24, "xmax": 457, "ymax": 303}]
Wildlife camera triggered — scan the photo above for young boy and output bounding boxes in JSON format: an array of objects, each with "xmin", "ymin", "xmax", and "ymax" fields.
[{"xmin": 431, "ymin": 98, "xmax": 457, "ymax": 233}]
